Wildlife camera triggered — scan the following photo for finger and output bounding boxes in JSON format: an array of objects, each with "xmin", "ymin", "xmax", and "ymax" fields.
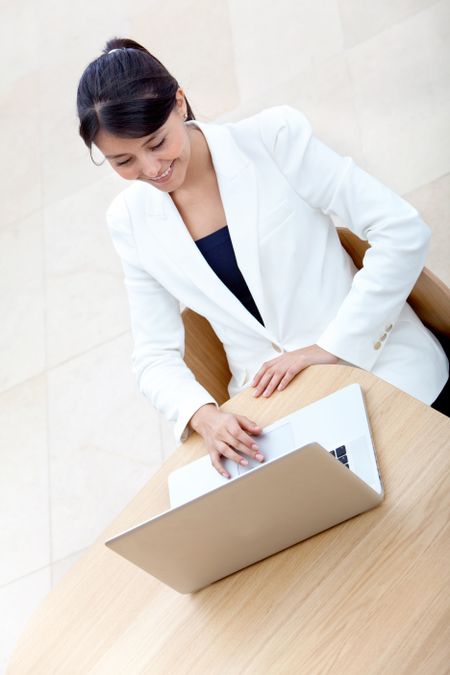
[
  {"xmin": 223, "ymin": 429, "xmax": 265, "ymax": 462},
  {"xmin": 251, "ymin": 361, "xmax": 273, "ymax": 387},
  {"xmin": 234, "ymin": 416, "xmax": 265, "ymax": 460},
  {"xmin": 252, "ymin": 370, "xmax": 274, "ymax": 397},
  {"xmin": 217, "ymin": 441, "xmax": 250, "ymax": 468},
  {"xmin": 277, "ymin": 368, "xmax": 298, "ymax": 391},
  {"xmin": 236, "ymin": 415, "xmax": 262, "ymax": 435},
  {"xmin": 262, "ymin": 372, "xmax": 284, "ymax": 398},
  {"xmin": 251, "ymin": 367, "xmax": 265, "ymax": 388},
  {"xmin": 209, "ymin": 449, "xmax": 231, "ymax": 479}
]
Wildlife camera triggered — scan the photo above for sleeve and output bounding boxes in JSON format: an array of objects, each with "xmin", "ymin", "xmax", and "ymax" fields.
[
  {"xmin": 106, "ymin": 192, "xmax": 218, "ymax": 445},
  {"xmin": 258, "ymin": 104, "xmax": 431, "ymax": 370}
]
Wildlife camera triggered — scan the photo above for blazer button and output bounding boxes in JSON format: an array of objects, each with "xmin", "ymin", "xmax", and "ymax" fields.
[
  {"xmin": 385, "ymin": 324, "xmax": 393, "ymax": 332},
  {"xmin": 272, "ymin": 342, "xmax": 283, "ymax": 353},
  {"xmin": 380, "ymin": 333, "xmax": 387, "ymax": 342},
  {"xmin": 373, "ymin": 341, "xmax": 382, "ymax": 350}
]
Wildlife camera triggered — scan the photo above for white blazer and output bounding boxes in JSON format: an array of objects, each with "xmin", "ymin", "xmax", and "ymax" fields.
[{"xmin": 106, "ymin": 105, "xmax": 448, "ymax": 443}]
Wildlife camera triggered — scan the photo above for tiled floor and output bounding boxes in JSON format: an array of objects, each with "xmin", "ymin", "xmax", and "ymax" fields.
[{"xmin": 1, "ymin": 1, "xmax": 449, "ymax": 671}]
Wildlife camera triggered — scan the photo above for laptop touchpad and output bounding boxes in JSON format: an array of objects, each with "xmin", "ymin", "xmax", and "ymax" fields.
[{"xmin": 238, "ymin": 423, "xmax": 295, "ymax": 475}]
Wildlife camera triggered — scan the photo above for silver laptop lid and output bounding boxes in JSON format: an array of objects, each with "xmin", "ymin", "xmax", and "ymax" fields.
[{"xmin": 105, "ymin": 441, "xmax": 383, "ymax": 594}]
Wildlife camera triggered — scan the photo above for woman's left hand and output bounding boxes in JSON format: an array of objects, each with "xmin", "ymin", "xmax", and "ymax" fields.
[{"xmin": 251, "ymin": 344, "xmax": 339, "ymax": 398}]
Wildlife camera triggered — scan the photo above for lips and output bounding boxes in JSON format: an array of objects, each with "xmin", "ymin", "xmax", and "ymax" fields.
[{"xmin": 151, "ymin": 160, "xmax": 174, "ymax": 182}]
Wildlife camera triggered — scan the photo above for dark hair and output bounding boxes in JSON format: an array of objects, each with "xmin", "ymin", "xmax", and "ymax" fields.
[{"xmin": 76, "ymin": 37, "xmax": 195, "ymax": 161}]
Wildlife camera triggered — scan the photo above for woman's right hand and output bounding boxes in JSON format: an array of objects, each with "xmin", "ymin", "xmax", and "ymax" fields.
[{"xmin": 189, "ymin": 404, "xmax": 265, "ymax": 478}]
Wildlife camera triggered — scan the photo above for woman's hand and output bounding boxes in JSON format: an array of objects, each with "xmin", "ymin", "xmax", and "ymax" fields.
[
  {"xmin": 251, "ymin": 345, "xmax": 338, "ymax": 398},
  {"xmin": 189, "ymin": 404, "xmax": 264, "ymax": 478}
]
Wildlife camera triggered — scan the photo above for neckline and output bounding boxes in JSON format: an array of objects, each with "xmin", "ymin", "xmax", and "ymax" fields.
[{"xmin": 194, "ymin": 224, "xmax": 228, "ymax": 244}]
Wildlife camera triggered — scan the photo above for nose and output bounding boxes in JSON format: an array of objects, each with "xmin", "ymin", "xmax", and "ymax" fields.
[{"xmin": 137, "ymin": 154, "xmax": 161, "ymax": 180}]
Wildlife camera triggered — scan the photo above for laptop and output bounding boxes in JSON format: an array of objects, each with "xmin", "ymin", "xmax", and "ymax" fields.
[{"xmin": 105, "ymin": 383, "xmax": 384, "ymax": 593}]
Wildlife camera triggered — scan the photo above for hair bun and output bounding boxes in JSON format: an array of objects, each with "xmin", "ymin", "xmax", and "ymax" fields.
[{"xmin": 102, "ymin": 37, "xmax": 149, "ymax": 56}]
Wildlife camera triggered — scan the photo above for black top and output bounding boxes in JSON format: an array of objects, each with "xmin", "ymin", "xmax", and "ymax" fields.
[{"xmin": 195, "ymin": 226, "xmax": 264, "ymax": 326}]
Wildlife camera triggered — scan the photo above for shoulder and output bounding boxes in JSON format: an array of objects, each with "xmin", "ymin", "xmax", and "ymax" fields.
[
  {"xmin": 105, "ymin": 182, "xmax": 151, "ymax": 267},
  {"xmin": 106, "ymin": 181, "xmax": 149, "ymax": 229},
  {"xmin": 222, "ymin": 104, "xmax": 313, "ymax": 157}
]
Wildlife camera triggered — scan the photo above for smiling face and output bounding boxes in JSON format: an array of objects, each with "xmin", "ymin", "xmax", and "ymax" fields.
[{"xmin": 93, "ymin": 90, "xmax": 192, "ymax": 193}]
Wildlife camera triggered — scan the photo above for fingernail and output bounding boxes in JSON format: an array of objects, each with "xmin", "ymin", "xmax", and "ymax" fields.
[
  {"xmin": 252, "ymin": 443, "xmax": 259, "ymax": 450},
  {"xmin": 256, "ymin": 453, "xmax": 264, "ymax": 461},
  {"xmin": 263, "ymin": 390, "xmax": 269, "ymax": 397},
  {"xmin": 252, "ymin": 390, "xmax": 258, "ymax": 397},
  {"xmin": 240, "ymin": 459, "xmax": 248, "ymax": 466},
  {"xmin": 222, "ymin": 472, "xmax": 230, "ymax": 478}
]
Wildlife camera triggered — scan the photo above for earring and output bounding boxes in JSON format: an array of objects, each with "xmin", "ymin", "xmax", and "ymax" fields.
[{"xmin": 184, "ymin": 112, "xmax": 188, "ymax": 120}]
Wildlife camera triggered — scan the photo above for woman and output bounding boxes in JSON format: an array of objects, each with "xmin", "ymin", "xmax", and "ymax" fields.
[{"xmin": 77, "ymin": 37, "xmax": 448, "ymax": 478}]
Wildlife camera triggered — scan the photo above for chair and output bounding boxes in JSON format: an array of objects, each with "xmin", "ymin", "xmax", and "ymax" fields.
[
  {"xmin": 182, "ymin": 227, "xmax": 450, "ymax": 405},
  {"xmin": 182, "ymin": 309, "xmax": 232, "ymax": 405}
]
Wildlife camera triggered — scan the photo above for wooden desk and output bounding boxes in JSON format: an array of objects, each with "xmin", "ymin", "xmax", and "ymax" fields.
[{"xmin": 8, "ymin": 366, "xmax": 450, "ymax": 674}]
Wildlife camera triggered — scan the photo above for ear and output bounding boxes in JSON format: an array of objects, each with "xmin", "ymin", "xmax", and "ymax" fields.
[{"xmin": 175, "ymin": 87, "xmax": 187, "ymax": 117}]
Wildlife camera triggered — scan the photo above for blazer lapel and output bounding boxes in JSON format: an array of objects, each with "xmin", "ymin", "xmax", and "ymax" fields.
[{"xmin": 144, "ymin": 119, "xmax": 276, "ymax": 341}]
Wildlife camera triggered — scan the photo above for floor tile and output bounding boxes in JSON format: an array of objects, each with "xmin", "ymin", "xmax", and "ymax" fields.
[
  {"xmin": 229, "ymin": 0, "xmax": 343, "ymax": 103},
  {"xmin": 359, "ymin": 106, "xmax": 450, "ymax": 196},
  {"xmin": 36, "ymin": 0, "xmax": 130, "ymax": 205},
  {"xmin": 218, "ymin": 52, "xmax": 365, "ymax": 165},
  {"xmin": 0, "ymin": 377, "xmax": 49, "ymax": 587},
  {"xmin": 37, "ymin": 0, "xmax": 127, "ymax": 71},
  {"xmin": 129, "ymin": 0, "xmax": 240, "ymax": 120},
  {"xmin": 39, "ymin": 108, "xmax": 111, "ymax": 211},
  {"xmin": 47, "ymin": 333, "xmax": 162, "ymax": 560},
  {"xmin": 0, "ymin": 212, "xmax": 46, "ymax": 393},
  {"xmin": 0, "ymin": 0, "xmax": 39, "ymax": 91},
  {"xmin": 0, "ymin": 72, "xmax": 42, "ymax": 228},
  {"xmin": 44, "ymin": 174, "xmax": 130, "ymax": 368},
  {"xmin": 338, "ymin": 0, "xmax": 437, "ymax": 49},
  {"xmin": 346, "ymin": 0, "xmax": 450, "ymax": 193}
]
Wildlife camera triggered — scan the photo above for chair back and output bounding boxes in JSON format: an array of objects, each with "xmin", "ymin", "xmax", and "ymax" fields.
[{"xmin": 182, "ymin": 309, "xmax": 231, "ymax": 405}]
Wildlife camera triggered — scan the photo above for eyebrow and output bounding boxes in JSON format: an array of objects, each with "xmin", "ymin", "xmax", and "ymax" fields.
[{"xmin": 105, "ymin": 132, "xmax": 161, "ymax": 159}]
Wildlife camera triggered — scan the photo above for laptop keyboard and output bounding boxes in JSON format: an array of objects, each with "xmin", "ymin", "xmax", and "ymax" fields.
[{"xmin": 329, "ymin": 445, "xmax": 349, "ymax": 468}]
